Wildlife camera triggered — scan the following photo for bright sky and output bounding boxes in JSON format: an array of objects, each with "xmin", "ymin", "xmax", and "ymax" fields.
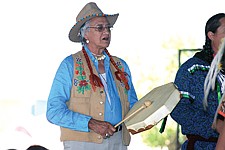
[
  {"xmin": 0, "ymin": 0, "xmax": 225, "ymax": 102},
  {"xmin": 0, "ymin": 0, "xmax": 225, "ymax": 149}
]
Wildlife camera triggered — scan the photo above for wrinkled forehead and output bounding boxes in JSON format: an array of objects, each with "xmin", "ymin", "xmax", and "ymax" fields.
[{"xmin": 89, "ymin": 17, "xmax": 109, "ymax": 25}]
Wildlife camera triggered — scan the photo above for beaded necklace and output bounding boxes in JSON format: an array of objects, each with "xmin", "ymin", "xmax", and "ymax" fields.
[
  {"xmin": 82, "ymin": 47, "xmax": 130, "ymax": 91},
  {"xmin": 92, "ymin": 53, "xmax": 106, "ymax": 61}
]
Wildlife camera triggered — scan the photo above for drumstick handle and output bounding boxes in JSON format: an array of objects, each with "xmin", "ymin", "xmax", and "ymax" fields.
[{"xmin": 114, "ymin": 105, "xmax": 145, "ymax": 128}]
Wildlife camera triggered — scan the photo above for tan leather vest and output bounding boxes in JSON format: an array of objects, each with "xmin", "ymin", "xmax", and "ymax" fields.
[{"xmin": 60, "ymin": 51, "xmax": 131, "ymax": 145}]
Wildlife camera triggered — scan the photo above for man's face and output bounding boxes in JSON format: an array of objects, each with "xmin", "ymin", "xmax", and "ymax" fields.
[{"xmin": 85, "ymin": 17, "xmax": 111, "ymax": 50}]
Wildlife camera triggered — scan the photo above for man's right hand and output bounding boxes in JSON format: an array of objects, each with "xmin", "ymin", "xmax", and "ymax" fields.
[{"xmin": 88, "ymin": 118, "xmax": 116, "ymax": 138}]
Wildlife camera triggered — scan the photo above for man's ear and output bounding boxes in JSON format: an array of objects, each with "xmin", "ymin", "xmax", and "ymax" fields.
[
  {"xmin": 84, "ymin": 31, "xmax": 89, "ymax": 41},
  {"xmin": 207, "ymin": 31, "xmax": 215, "ymax": 41},
  {"xmin": 84, "ymin": 36, "xmax": 88, "ymax": 41}
]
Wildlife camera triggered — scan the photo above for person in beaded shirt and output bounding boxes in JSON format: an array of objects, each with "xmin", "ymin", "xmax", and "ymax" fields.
[
  {"xmin": 171, "ymin": 13, "xmax": 225, "ymax": 149},
  {"xmin": 46, "ymin": 2, "xmax": 138, "ymax": 150}
]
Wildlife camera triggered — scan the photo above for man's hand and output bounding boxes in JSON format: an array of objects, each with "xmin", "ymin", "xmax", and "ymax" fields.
[{"xmin": 88, "ymin": 118, "xmax": 116, "ymax": 138}]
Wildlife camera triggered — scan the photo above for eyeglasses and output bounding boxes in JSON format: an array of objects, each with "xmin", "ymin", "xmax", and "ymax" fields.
[{"xmin": 87, "ymin": 25, "xmax": 113, "ymax": 32}]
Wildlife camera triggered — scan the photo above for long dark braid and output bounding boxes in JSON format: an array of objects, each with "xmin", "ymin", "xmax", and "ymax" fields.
[{"xmin": 203, "ymin": 37, "xmax": 214, "ymax": 63}]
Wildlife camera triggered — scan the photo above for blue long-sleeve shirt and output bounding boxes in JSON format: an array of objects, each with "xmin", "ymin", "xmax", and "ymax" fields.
[
  {"xmin": 171, "ymin": 56, "xmax": 219, "ymax": 149},
  {"xmin": 46, "ymin": 46, "xmax": 138, "ymax": 132}
]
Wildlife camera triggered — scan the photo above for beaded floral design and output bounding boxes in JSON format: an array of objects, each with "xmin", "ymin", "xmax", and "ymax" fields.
[
  {"xmin": 116, "ymin": 61, "xmax": 124, "ymax": 71},
  {"xmin": 116, "ymin": 61, "xmax": 128, "ymax": 94},
  {"xmin": 74, "ymin": 57, "xmax": 91, "ymax": 94}
]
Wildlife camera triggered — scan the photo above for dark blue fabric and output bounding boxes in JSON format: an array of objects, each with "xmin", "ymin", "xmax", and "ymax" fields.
[{"xmin": 171, "ymin": 56, "xmax": 219, "ymax": 149}]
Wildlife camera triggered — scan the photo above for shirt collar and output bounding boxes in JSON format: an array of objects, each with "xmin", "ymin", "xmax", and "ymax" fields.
[{"xmin": 83, "ymin": 44, "xmax": 110, "ymax": 64}]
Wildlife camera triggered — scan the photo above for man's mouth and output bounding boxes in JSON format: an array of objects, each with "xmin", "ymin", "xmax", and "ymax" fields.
[{"xmin": 102, "ymin": 37, "xmax": 109, "ymax": 41}]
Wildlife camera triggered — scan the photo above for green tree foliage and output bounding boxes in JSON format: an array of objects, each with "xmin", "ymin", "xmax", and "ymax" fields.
[
  {"xmin": 139, "ymin": 35, "xmax": 197, "ymax": 149},
  {"xmin": 141, "ymin": 119, "xmax": 186, "ymax": 150}
]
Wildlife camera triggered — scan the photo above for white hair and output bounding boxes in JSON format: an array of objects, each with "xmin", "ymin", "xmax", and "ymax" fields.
[{"xmin": 80, "ymin": 20, "xmax": 90, "ymax": 44}]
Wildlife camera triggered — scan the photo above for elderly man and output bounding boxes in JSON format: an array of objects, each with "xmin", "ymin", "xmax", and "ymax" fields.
[{"xmin": 46, "ymin": 2, "xmax": 138, "ymax": 150}]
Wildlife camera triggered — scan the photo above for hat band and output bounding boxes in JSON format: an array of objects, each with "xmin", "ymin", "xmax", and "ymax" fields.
[{"xmin": 75, "ymin": 13, "xmax": 116, "ymax": 25}]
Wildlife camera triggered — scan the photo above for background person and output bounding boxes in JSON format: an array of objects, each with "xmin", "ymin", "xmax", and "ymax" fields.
[
  {"xmin": 27, "ymin": 145, "xmax": 48, "ymax": 150},
  {"xmin": 203, "ymin": 38, "xmax": 225, "ymax": 150},
  {"xmin": 171, "ymin": 13, "xmax": 225, "ymax": 149}
]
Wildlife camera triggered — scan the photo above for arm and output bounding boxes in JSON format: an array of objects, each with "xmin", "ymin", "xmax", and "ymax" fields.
[
  {"xmin": 215, "ymin": 100, "xmax": 225, "ymax": 149},
  {"xmin": 216, "ymin": 119, "xmax": 225, "ymax": 150},
  {"xmin": 46, "ymin": 56, "xmax": 91, "ymax": 132},
  {"xmin": 120, "ymin": 59, "xmax": 138, "ymax": 108}
]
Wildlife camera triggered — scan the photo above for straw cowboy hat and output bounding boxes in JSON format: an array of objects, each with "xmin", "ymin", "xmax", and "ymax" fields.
[{"xmin": 69, "ymin": 2, "xmax": 119, "ymax": 42}]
